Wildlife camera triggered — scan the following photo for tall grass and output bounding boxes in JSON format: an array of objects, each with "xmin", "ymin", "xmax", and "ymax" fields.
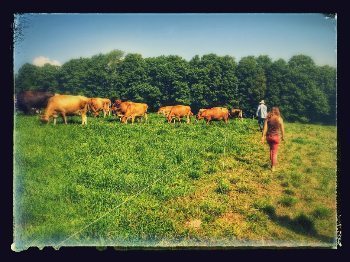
[{"xmin": 13, "ymin": 114, "xmax": 337, "ymax": 249}]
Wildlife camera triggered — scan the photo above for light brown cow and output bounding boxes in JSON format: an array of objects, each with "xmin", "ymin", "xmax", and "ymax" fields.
[
  {"xmin": 89, "ymin": 97, "xmax": 111, "ymax": 118},
  {"xmin": 157, "ymin": 106, "xmax": 174, "ymax": 116},
  {"xmin": 230, "ymin": 108, "xmax": 243, "ymax": 121},
  {"xmin": 197, "ymin": 107, "xmax": 229, "ymax": 119},
  {"xmin": 167, "ymin": 105, "xmax": 193, "ymax": 124},
  {"xmin": 121, "ymin": 102, "xmax": 148, "ymax": 124},
  {"xmin": 102, "ymin": 98, "xmax": 112, "ymax": 117},
  {"xmin": 40, "ymin": 95, "xmax": 90, "ymax": 125},
  {"xmin": 111, "ymin": 100, "xmax": 135, "ymax": 121},
  {"xmin": 197, "ymin": 107, "xmax": 229, "ymax": 124}
]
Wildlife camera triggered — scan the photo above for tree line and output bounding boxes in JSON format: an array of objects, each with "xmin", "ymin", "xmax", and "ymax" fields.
[{"xmin": 15, "ymin": 49, "xmax": 336, "ymax": 124}]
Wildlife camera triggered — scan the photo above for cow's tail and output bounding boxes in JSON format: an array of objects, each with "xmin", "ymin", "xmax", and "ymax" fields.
[{"xmin": 84, "ymin": 99, "xmax": 91, "ymax": 112}]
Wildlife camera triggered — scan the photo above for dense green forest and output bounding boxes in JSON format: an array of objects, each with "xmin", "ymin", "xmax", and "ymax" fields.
[{"xmin": 15, "ymin": 50, "xmax": 336, "ymax": 124}]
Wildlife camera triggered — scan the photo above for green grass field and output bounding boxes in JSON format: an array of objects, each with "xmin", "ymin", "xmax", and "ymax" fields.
[{"xmin": 13, "ymin": 114, "xmax": 337, "ymax": 249}]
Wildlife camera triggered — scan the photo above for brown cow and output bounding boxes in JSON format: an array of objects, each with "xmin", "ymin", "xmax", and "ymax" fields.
[
  {"xmin": 102, "ymin": 98, "xmax": 112, "ymax": 117},
  {"xmin": 157, "ymin": 106, "xmax": 174, "ymax": 116},
  {"xmin": 89, "ymin": 98, "xmax": 111, "ymax": 118},
  {"xmin": 121, "ymin": 102, "xmax": 148, "ymax": 124},
  {"xmin": 230, "ymin": 108, "xmax": 243, "ymax": 121},
  {"xmin": 167, "ymin": 105, "xmax": 193, "ymax": 124},
  {"xmin": 40, "ymin": 95, "xmax": 90, "ymax": 125},
  {"xmin": 197, "ymin": 107, "xmax": 229, "ymax": 124},
  {"xmin": 16, "ymin": 90, "xmax": 55, "ymax": 114},
  {"xmin": 197, "ymin": 107, "xmax": 229, "ymax": 118},
  {"xmin": 111, "ymin": 100, "xmax": 134, "ymax": 121}
]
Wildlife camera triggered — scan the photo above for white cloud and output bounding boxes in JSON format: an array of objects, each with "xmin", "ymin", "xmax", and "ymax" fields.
[{"xmin": 32, "ymin": 56, "xmax": 61, "ymax": 67}]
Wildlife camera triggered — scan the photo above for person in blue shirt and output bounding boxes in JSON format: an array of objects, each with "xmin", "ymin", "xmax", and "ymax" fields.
[{"xmin": 256, "ymin": 100, "xmax": 267, "ymax": 132}]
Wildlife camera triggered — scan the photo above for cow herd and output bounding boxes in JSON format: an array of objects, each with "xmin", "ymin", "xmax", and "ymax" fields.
[{"xmin": 15, "ymin": 91, "xmax": 243, "ymax": 125}]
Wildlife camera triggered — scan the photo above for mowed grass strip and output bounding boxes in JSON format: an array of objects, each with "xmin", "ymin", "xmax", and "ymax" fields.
[{"xmin": 13, "ymin": 114, "xmax": 337, "ymax": 248}]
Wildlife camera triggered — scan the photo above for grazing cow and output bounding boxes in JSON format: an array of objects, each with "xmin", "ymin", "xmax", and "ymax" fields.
[
  {"xmin": 197, "ymin": 107, "xmax": 229, "ymax": 124},
  {"xmin": 16, "ymin": 90, "xmax": 55, "ymax": 114},
  {"xmin": 40, "ymin": 95, "xmax": 90, "ymax": 125},
  {"xmin": 167, "ymin": 105, "xmax": 193, "ymax": 124},
  {"xmin": 102, "ymin": 98, "xmax": 112, "ymax": 117},
  {"xmin": 121, "ymin": 102, "xmax": 148, "ymax": 124},
  {"xmin": 197, "ymin": 107, "xmax": 229, "ymax": 118},
  {"xmin": 157, "ymin": 106, "xmax": 174, "ymax": 116},
  {"xmin": 230, "ymin": 108, "xmax": 243, "ymax": 121},
  {"xmin": 89, "ymin": 97, "xmax": 111, "ymax": 118},
  {"xmin": 197, "ymin": 108, "xmax": 207, "ymax": 115},
  {"xmin": 111, "ymin": 100, "xmax": 134, "ymax": 121}
]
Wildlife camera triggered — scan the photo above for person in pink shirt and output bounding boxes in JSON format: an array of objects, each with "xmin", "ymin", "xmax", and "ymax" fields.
[{"xmin": 261, "ymin": 107, "xmax": 285, "ymax": 171}]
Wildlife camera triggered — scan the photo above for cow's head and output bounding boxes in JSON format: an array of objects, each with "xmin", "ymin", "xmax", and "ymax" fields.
[
  {"xmin": 114, "ymin": 99, "xmax": 122, "ymax": 106},
  {"xmin": 196, "ymin": 114, "xmax": 203, "ymax": 120},
  {"xmin": 167, "ymin": 114, "xmax": 174, "ymax": 123},
  {"xmin": 40, "ymin": 115, "xmax": 49, "ymax": 124},
  {"xmin": 196, "ymin": 109, "xmax": 205, "ymax": 120}
]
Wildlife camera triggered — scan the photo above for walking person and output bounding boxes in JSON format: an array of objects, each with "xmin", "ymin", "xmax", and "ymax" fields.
[
  {"xmin": 261, "ymin": 107, "xmax": 285, "ymax": 171},
  {"xmin": 256, "ymin": 100, "xmax": 267, "ymax": 132}
]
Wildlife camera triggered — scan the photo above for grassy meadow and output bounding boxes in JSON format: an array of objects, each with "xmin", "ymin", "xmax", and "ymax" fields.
[{"xmin": 13, "ymin": 113, "xmax": 337, "ymax": 249}]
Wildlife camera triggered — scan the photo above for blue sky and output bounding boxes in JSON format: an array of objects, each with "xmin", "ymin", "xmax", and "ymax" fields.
[{"xmin": 14, "ymin": 13, "xmax": 337, "ymax": 72}]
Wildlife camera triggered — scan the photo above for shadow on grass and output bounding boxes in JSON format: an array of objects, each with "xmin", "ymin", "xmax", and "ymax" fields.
[{"xmin": 262, "ymin": 206, "xmax": 335, "ymax": 244}]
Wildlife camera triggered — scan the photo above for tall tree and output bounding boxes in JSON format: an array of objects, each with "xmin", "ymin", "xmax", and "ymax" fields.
[
  {"xmin": 265, "ymin": 58, "xmax": 288, "ymax": 109},
  {"xmin": 237, "ymin": 56, "xmax": 267, "ymax": 117},
  {"xmin": 315, "ymin": 65, "xmax": 336, "ymax": 123},
  {"xmin": 116, "ymin": 53, "xmax": 149, "ymax": 100},
  {"xmin": 36, "ymin": 64, "xmax": 61, "ymax": 93},
  {"xmin": 188, "ymin": 54, "xmax": 238, "ymax": 111},
  {"xmin": 287, "ymin": 55, "xmax": 329, "ymax": 122},
  {"xmin": 15, "ymin": 63, "xmax": 40, "ymax": 92},
  {"xmin": 146, "ymin": 55, "xmax": 190, "ymax": 106},
  {"xmin": 58, "ymin": 57, "xmax": 91, "ymax": 95}
]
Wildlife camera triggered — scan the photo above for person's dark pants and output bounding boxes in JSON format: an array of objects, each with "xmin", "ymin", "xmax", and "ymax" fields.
[{"xmin": 258, "ymin": 117, "xmax": 265, "ymax": 131}]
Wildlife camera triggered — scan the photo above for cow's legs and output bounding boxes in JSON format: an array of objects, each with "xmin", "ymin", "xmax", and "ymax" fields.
[
  {"xmin": 187, "ymin": 115, "xmax": 190, "ymax": 124},
  {"xmin": 82, "ymin": 113, "xmax": 87, "ymax": 125},
  {"xmin": 53, "ymin": 117, "xmax": 57, "ymax": 125},
  {"xmin": 61, "ymin": 112, "xmax": 67, "ymax": 124},
  {"xmin": 144, "ymin": 113, "xmax": 148, "ymax": 123}
]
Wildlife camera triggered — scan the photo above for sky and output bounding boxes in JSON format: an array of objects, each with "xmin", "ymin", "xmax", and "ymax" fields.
[{"xmin": 13, "ymin": 13, "xmax": 337, "ymax": 72}]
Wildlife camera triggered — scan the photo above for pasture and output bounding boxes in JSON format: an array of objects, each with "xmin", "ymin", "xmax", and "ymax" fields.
[{"xmin": 13, "ymin": 113, "xmax": 337, "ymax": 249}]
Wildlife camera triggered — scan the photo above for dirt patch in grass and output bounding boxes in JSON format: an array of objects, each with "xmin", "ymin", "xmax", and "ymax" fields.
[
  {"xmin": 185, "ymin": 219, "xmax": 202, "ymax": 230},
  {"xmin": 216, "ymin": 212, "xmax": 244, "ymax": 225}
]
